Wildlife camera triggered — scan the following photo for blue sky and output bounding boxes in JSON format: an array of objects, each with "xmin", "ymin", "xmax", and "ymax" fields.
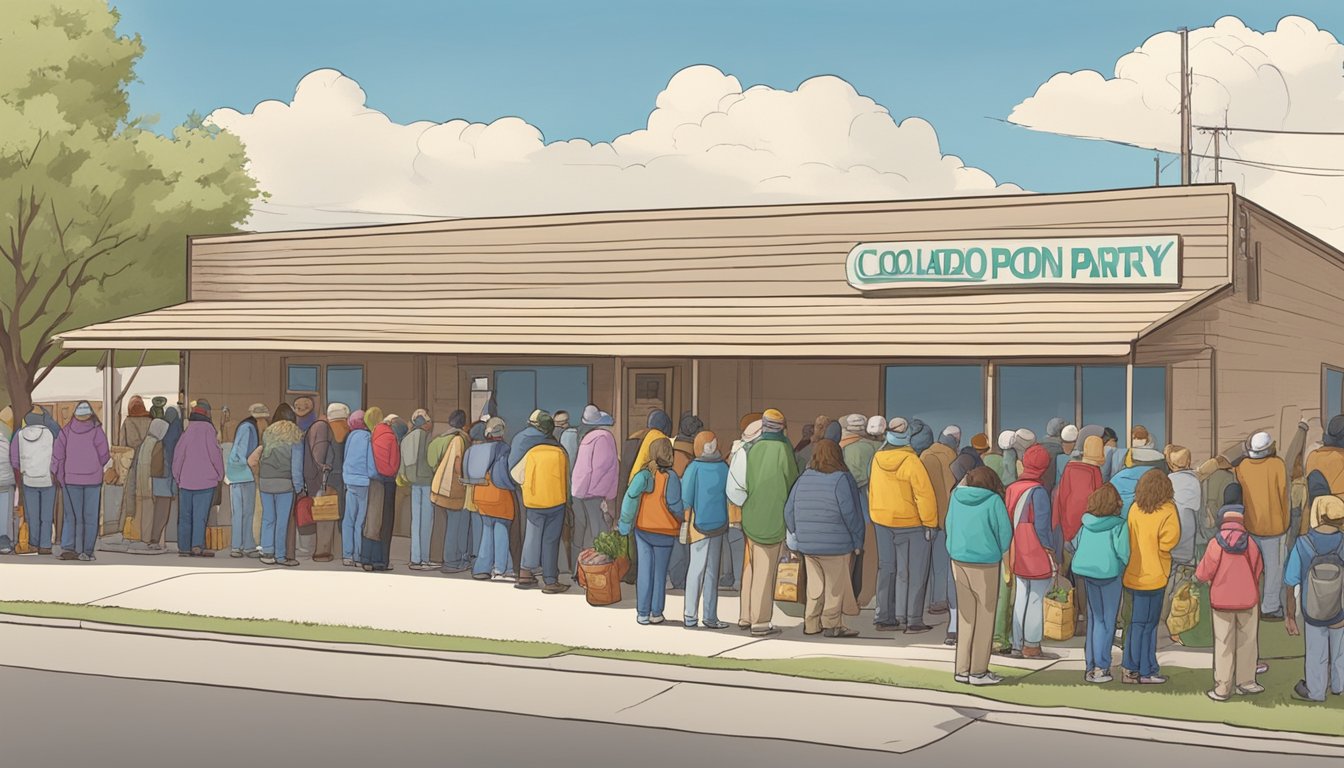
[{"xmin": 110, "ymin": 1, "xmax": 1343, "ymax": 194}]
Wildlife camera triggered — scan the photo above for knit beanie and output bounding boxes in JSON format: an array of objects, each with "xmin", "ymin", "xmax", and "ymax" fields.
[
  {"xmin": 679, "ymin": 412, "xmax": 704, "ymax": 439},
  {"xmin": 823, "ymin": 421, "xmax": 842, "ymax": 442},
  {"xmin": 1224, "ymin": 482, "xmax": 1243, "ymax": 507},
  {"xmin": 998, "ymin": 430, "xmax": 1015, "ymax": 451},
  {"xmin": 741, "ymin": 419, "xmax": 764, "ymax": 444},
  {"xmin": 469, "ymin": 422, "xmax": 485, "ymax": 441},
  {"xmin": 1327, "ymin": 414, "xmax": 1344, "ymax": 448},
  {"xmin": 1247, "ymin": 431, "xmax": 1273, "ymax": 459},
  {"xmin": 970, "ymin": 433, "xmax": 990, "ymax": 452},
  {"xmin": 1012, "ymin": 428, "xmax": 1036, "ymax": 452},
  {"xmin": 1082, "ymin": 435, "xmax": 1105, "ymax": 465},
  {"xmin": 411, "ymin": 408, "xmax": 430, "ymax": 428},
  {"xmin": 1046, "ymin": 417, "xmax": 1066, "ymax": 438},
  {"xmin": 648, "ymin": 409, "xmax": 673, "ymax": 436},
  {"xmin": 885, "ymin": 417, "xmax": 912, "ymax": 448},
  {"xmin": 448, "ymin": 409, "xmax": 468, "ymax": 429},
  {"xmin": 535, "ymin": 412, "xmax": 555, "ymax": 437},
  {"xmin": 1061, "ymin": 424, "xmax": 1079, "ymax": 443},
  {"xmin": 327, "ymin": 403, "xmax": 350, "ymax": 421},
  {"xmin": 694, "ymin": 430, "xmax": 719, "ymax": 459},
  {"xmin": 484, "ymin": 417, "xmax": 506, "ymax": 438},
  {"xmin": 842, "ymin": 414, "xmax": 867, "ymax": 435},
  {"xmin": 761, "ymin": 408, "xmax": 786, "ymax": 433},
  {"xmin": 1165, "ymin": 445, "xmax": 1192, "ymax": 471},
  {"xmin": 910, "ymin": 419, "xmax": 934, "ymax": 454},
  {"xmin": 347, "ymin": 410, "xmax": 366, "ymax": 431},
  {"xmin": 866, "ymin": 415, "xmax": 887, "ymax": 438}
]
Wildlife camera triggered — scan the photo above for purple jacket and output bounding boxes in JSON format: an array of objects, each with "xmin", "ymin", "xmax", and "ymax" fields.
[
  {"xmin": 172, "ymin": 419, "xmax": 225, "ymax": 491},
  {"xmin": 50, "ymin": 418, "xmax": 110, "ymax": 486},
  {"xmin": 571, "ymin": 428, "xmax": 618, "ymax": 500}
]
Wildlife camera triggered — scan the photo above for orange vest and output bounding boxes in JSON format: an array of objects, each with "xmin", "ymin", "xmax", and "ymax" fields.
[{"xmin": 636, "ymin": 470, "xmax": 680, "ymax": 536}]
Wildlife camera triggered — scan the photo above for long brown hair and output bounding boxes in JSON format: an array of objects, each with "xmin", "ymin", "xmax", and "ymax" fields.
[
  {"xmin": 962, "ymin": 466, "xmax": 1005, "ymax": 497},
  {"xmin": 1134, "ymin": 469, "xmax": 1174, "ymax": 514},
  {"xmin": 809, "ymin": 439, "xmax": 847, "ymax": 473},
  {"xmin": 1086, "ymin": 483, "xmax": 1123, "ymax": 518},
  {"xmin": 645, "ymin": 438, "xmax": 674, "ymax": 475}
]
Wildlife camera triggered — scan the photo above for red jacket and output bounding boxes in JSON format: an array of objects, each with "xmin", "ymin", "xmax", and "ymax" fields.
[
  {"xmin": 371, "ymin": 424, "xmax": 401, "ymax": 479},
  {"xmin": 1007, "ymin": 445, "xmax": 1054, "ymax": 580},
  {"xmin": 1055, "ymin": 461, "xmax": 1103, "ymax": 544},
  {"xmin": 1195, "ymin": 520, "xmax": 1264, "ymax": 611}
]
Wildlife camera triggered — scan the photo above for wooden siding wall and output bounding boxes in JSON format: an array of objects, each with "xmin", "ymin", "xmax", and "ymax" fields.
[{"xmin": 189, "ymin": 187, "xmax": 1233, "ymax": 303}]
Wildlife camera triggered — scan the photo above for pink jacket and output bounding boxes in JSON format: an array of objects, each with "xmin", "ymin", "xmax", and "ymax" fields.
[
  {"xmin": 571, "ymin": 428, "xmax": 618, "ymax": 500},
  {"xmin": 1195, "ymin": 520, "xmax": 1264, "ymax": 611}
]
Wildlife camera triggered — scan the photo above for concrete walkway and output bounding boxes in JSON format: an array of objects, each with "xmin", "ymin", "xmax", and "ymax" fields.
[{"xmin": 0, "ymin": 544, "xmax": 1215, "ymax": 674}]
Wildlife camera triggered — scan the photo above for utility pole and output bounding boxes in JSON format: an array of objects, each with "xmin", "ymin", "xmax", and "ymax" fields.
[
  {"xmin": 1213, "ymin": 125, "xmax": 1221, "ymax": 182},
  {"xmin": 1154, "ymin": 155, "xmax": 1161, "ymax": 186},
  {"xmin": 1179, "ymin": 26, "xmax": 1192, "ymax": 185}
]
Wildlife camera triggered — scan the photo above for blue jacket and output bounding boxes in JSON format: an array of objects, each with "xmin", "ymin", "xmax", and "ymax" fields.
[
  {"xmin": 1070, "ymin": 513, "xmax": 1131, "ymax": 580},
  {"xmin": 784, "ymin": 469, "xmax": 865, "ymax": 556},
  {"xmin": 680, "ymin": 458, "xmax": 729, "ymax": 535},
  {"xmin": 1111, "ymin": 465, "xmax": 1154, "ymax": 518},
  {"xmin": 342, "ymin": 428, "xmax": 373, "ymax": 488},
  {"xmin": 945, "ymin": 485, "xmax": 1012, "ymax": 564},
  {"xmin": 619, "ymin": 468, "xmax": 684, "ymax": 537},
  {"xmin": 225, "ymin": 420, "xmax": 259, "ymax": 485}
]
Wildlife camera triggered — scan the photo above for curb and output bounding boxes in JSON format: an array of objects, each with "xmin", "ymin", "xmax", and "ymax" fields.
[{"xmin": 2, "ymin": 611, "xmax": 1342, "ymax": 756}]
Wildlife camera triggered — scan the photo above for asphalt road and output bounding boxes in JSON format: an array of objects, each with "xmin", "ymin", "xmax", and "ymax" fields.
[{"xmin": 2, "ymin": 665, "xmax": 1338, "ymax": 768}]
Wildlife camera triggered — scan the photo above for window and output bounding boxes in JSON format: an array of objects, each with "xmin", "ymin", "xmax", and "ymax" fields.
[
  {"xmin": 1081, "ymin": 366, "xmax": 1125, "ymax": 439},
  {"xmin": 286, "ymin": 364, "xmax": 319, "ymax": 394},
  {"xmin": 1132, "ymin": 367, "xmax": 1168, "ymax": 447},
  {"xmin": 325, "ymin": 365, "xmax": 364, "ymax": 412},
  {"xmin": 1326, "ymin": 366, "xmax": 1344, "ymax": 420},
  {"xmin": 885, "ymin": 365, "xmax": 985, "ymax": 439},
  {"xmin": 997, "ymin": 366, "xmax": 1074, "ymax": 440}
]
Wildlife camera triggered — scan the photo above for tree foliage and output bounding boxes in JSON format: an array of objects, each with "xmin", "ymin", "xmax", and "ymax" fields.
[{"xmin": 0, "ymin": 0, "xmax": 259, "ymax": 417}]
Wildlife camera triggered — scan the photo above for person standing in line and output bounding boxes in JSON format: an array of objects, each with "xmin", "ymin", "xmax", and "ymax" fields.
[
  {"xmin": 554, "ymin": 410, "xmax": 580, "ymax": 467},
  {"xmin": 1110, "ymin": 445, "xmax": 1168, "ymax": 517},
  {"xmin": 399, "ymin": 409, "xmax": 435, "ymax": 570},
  {"xmin": 982, "ymin": 431, "xmax": 1008, "ymax": 481},
  {"xmin": 680, "ymin": 430, "xmax": 730, "ymax": 629},
  {"xmin": 293, "ymin": 396, "xmax": 318, "ymax": 434},
  {"xmin": 619, "ymin": 438, "xmax": 684, "ymax": 624},
  {"xmin": 1195, "ymin": 497, "xmax": 1264, "ymax": 701},
  {"xmin": 323, "ymin": 403, "xmax": 351, "ymax": 562},
  {"xmin": 251, "ymin": 402, "xmax": 304, "ymax": 566},
  {"xmin": 1055, "ymin": 434, "xmax": 1106, "ymax": 632},
  {"xmin": 340, "ymin": 410, "xmax": 373, "ymax": 567},
  {"xmin": 996, "ymin": 430, "xmax": 1019, "ymax": 486},
  {"xmin": 667, "ymin": 412, "xmax": 705, "ymax": 591},
  {"xmin": 571, "ymin": 405, "xmax": 618, "ymax": 569},
  {"xmin": 1234, "ymin": 431, "xmax": 1290, "ymax": 621},
  {"xmin": 946, "ymin": 467, "xmax": 1012, "ymax": 686},
  {"xmin": 146, "ymin": 406, "xmax": 183, "ymax": 549},
  {"xmin": 1070, "ymin": 484, "xmax": 1130, "ymax": 683},
  {"xmin": 867, "ymin": 417, "xmax": 938, "ymax": 635},
  {"xmin": 553, "ymin": 410, "xmax": 579, "ymax": 578},
  {"xmin": 1121, "ymin": 470, "xmax": 1180, "ymax": 685},
  {"xmin": 1104, "ymin": 425, "xmax": 1153, "ymax": 481},
  {"xmin": 1305, "ymin": 415, "xmax": 1344, "ymax": 499},
  {"xmin": 511, "ymin": 410, "xmax": 571, "ymax": 593},
  {"xmin": 1100, "ymin": 428, "xmax": 1120, "ymax": 482},
  {"xmin": 921, "ymin": 425, "xmax": 959, "ymax": 619},
  {"xmin": 0, "ymin": 412, "xmax": 14, "ymax": 554},
  {"xmin": 840, "ymin": 414, "xmax": 879, "ymax": 609},
  {"xmin": 225, "ymin": 404, "xmax": 267, "ymax": 557},
  {"xmin": 425, "ymin": 423, "xmax": 458, "ymax": 570},
  {"xmin": 116, "ymin": 396, "xmax": 153, "ymax": 537},
  {"xmin": 302, "ymin": 403, "xmax": 341, "ymax": 562},
  {"xmin": 951, "ymin": 436, "xmax": 986, "ymax": 486},
  {"xmin": 430, "ymin": 410, "xmax": 472, "ymax": 573},
  {"xmin": 1038, "ymin": 418, "xmax": 1068, "ymax": 493},
  {"xmin": 620, "ymin": 409, "xmax": 674, "ymax": 587},
  {"xmin": 172, "ymin": 401, "xmax": 224, "ymax": 559},
  {"xmin": 13, "ymin": 411, "xmax": 56, "ymax": 555},
  {"xmin": 1006, "ymin": 444, "xmax": 1058, "ymax": 659},
  {"xmin": 361, "ymin": 408, "xmax": 400, "ymax": 572},
  {"xmin": 719, "ymin": 414, "xmax": 762, "ymax": 592},
  {"xmin": 786, "ymin": 438, "xmax": 866, "ymax": 639},
  {"xmin": 51, "ymin": 401, "xmax": 110, "ymax": 561},
  {"xmin": 468, "ymin": 417, "xmax": 517, "ymax": 580},
  {"xmin": 1165, "ymin": 445, "xmax": 1203, "ymax": 619},
  {"xmin": 727, "ymin": 408, "xmax": 798, "ymax": 637},
  {"xmin": 1285, "ymin": 489, "xmax": 1344, "ymax": 701}
]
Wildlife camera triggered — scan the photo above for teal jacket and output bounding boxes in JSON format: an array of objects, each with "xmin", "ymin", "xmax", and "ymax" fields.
[
  {"xmin": 944, "ymin": 485, "xmax": 1012, "ymax": 564},
  {"xmin": 1069, "ymin": 513, "xmax": 1131, "ymax": 580}
]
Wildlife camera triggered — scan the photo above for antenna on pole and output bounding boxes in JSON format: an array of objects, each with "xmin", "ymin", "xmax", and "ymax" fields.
[{"xmin": 1179, "ymin": 26, "xmax": 1192, "ymax": 185}]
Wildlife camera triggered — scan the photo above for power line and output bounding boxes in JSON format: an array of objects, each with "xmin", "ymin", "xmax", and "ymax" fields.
[
  {"xmin": 1194, "ymin": 125, "xmax": 1344, "ymax": 137},
  {"xmin": 1189, "ymin": 151, "xmax": 1344, "ymax": 177}
]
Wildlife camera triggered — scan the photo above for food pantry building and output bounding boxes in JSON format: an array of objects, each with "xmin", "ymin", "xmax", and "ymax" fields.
[{"xmin": 60, "ymin": 183, "xmax": 1344, "ymax": 465}]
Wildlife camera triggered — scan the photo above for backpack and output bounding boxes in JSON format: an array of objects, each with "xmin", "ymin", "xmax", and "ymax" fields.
[
  {"xmin": 1302, "ymin": 535, "xmax": 1344, "ymax": 628},
  {"xmin": 462, "ymin": 440, "xmax": 494, "ymax": 486}
]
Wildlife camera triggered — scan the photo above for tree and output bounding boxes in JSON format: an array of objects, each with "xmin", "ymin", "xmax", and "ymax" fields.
[{"xmin": 0, "ymin": 0, "xmax": 259, "ymax": 424}]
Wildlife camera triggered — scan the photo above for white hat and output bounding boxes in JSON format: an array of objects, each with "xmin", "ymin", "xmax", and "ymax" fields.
[
  {"xmin": 1061, "ymin": 424, "xmax": 1079, "ymax": 442},
  {"xmin": 1248, "ymin": 431, "xmax": 1273, "ymax": 459},
  {"xmin": 942, "ymin": 425, "xmax": 962, "ymax": 441},
  {"xmin": 866, "ymin": 415, "xmax": 887, "ymax": 437},
  {"xmin": 998, "ymin": 430, "xmax": 1015, "ymax": 451}
]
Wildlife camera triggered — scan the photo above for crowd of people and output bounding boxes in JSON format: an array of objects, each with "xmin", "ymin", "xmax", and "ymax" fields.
[{"xmin": 3, "ymin": 395, "xmax": 1344, "ymax": 704}]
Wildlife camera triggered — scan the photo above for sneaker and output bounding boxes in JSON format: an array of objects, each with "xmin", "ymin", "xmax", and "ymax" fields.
[
  {"xmin": 1256, "ymin": 661, "xmax": 1270, "ymax": 674},
  {"xmin": 1293, "ymin": 679, "xmax": 1318, "ymax": 701},
  {"xmin": 943, "ymin": 635, "xmax": 957, "ymax": 647},
  {"xmin": 1236, "ymin": 683, "xmax": 1265, "ymax": 695},
  {"xmin": 684, "ymin": 619, "xmax": 699, "ymax": 628},
  {"xmin": 19, "ymin": 550, "xmax": 38, "ymax": 557},
  {"xmin": 1206, "ymin": 689, "xmax": 1231, "ymax": 702},
  {"xmin": 472, "ymin": 572, "xmax": 492, "ymax": 581},
  {"xmin": 59, "ymin": 551, "xmax": 79, "ymax": 561},
  {"xmin": 441, "ymin": 565, "xmax": 470, "ymax": 574},
  {"xmin": 342, "ymin": 559, "xmax": 355, "ymax": 567},
  {"xmin": 1138, "ymin": 675, "xmax": 1168, "ymax": 685},
  {"xmin": 649, "ymin": 614, "xmax": 665, "ymax": 624},
  {"xmin": 970, "ymin": 673, "xmax": 1003, "ymax": 686},
  {"xmin": 259, "ymin": 556, "xmax": 277, "ymax": 565},
  {"xmin": 427, "ymin": 561, "xmax": 443, "ymax": 569},
  {"xmin": 827, "ymin": 627, "xmax": 859, "ymax": 638},
  {"xmin": 702, "ymin": 620, "xmax": 730, "ymax": 630},
  {"xmin": 38, "ymin": 548, "xmax": 52, "ymax": 555},
  {"xmin": 246, "ymin": 549, "xmax": 263, "ymax": 559},
  {"xmin": 409, "ymin": 563, "xmax": 426, "ymax": 571},
  {"xmin": 954, "ymin": 674, "xmax": 971, "ymax": 684},
  {"xmin": 751, "ymin": 626, "xmax": 782, "ymax": 637},
  {"xmin": 230, "ymin": 549, "xmax": 244, "ymax": 558},
  {"xmin": 1085, "ymin": 669, "xmax": 1113, "ymax": 684},
  {"xmin": 1121, "ymin": 669, "xmax": 1139, "ymax": 684},
  {"xmin": 737, "ymin": 622, "xmax": 752, "ymax": 631},
  {"xmin": 637, "ymin": 615, "xmax": 651, "ymax": 625},
  {"xmin": 1022, "ymin": 646, "xmax": 1059, "ymax": 660},
  {"xmin": 77, "ymin": 553, "xmax": 92, "ymax": 562},
  {"xmin": 904, "ymin": 624, "xmax": 932, "ymax": 635},
  {"xmin": 874, "ymin": 622, "xmax": 902, "ymax": 632},
  {"xmin": 541, "ymin": 583, "xmax": 571, "ymax": 595},
  {"xmin": 282, "ymin": 558, "xmax": 300, "ymax": 567}
]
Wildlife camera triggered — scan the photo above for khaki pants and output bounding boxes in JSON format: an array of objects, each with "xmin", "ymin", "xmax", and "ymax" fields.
[
  {"xmin": 804, "ymin": 554, "xmax": 856, "ymax": 634},
  {"xmin": 953, "ymin": 561, "xmax": 1000, "ymax": 677},
  {"xmin": 1212, "ymin": 607, "xmax": 1259, "ymax": 697},
  {"xmin": 857, "ymin": 520, "xmax": 878, "ymax": 608},
  {"xmin": 739, "ymin": 539, "xmax": 783, "ymax": 631}
]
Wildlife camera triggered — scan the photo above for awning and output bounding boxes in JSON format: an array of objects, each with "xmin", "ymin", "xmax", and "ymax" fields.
[{"xmin": 58, "ymin": 288, "xmax": 1226, "ymax": 358}]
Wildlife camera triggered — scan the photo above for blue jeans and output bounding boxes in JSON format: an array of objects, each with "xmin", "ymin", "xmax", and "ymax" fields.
[
  {"xmin": 61, "ymin": 484, "xmax": 101, "ymax": 556},
  {"xmin": 874, "ymin": 524, "xmax": 932, "ymax": 626},
  {"xmin": 342, "ymin": 485, "xmax": 369, "ymax": 561},
  {"xmin": 1123, "ymin": 586, "xmax": 1166, "ymax": 677},
  {"xmin": 1303, "ymin": 623, "xmax": 1344, "ymax": 701},
  {"xmin": 443, "ymin": 507, "xmax": 472, "ymax": 570},
  {"xmin": 260, "ymin": 491, "xmax": 295, "ymax": 559},
  {"xmin": 471, "ymin": 511, "xmax": 485, "ymax": 565},
  {"xmin": 668, "ymin": 541, "xmax": 689, "ymax": 589},
  {"xmin": 0, "ymin": 489, "xmax": 14, "ymax": 550},
  {"xmin": 521, "ymin": 506, "xmax": 565, "ymax": 584},
  {"xmin": 684, "ymin": 535, "xmax": 723, "ymax": 624},
  {"xmin": 409, "ymin": 485, "xmax": 432, "ymax": 564},
  {"xmin": 23, "ymin": 485, "xmax": 56, "ymax": 549},
  {"xmin": 1084, "ymin": 576, "xmax": 1123, "ymax": 672},
  {"xmin": 1013, "ymin": 577, "xmax": 1050, "ymax": 650},
  {"xmin": 178, "ymin": 487, "xmax": 214, "ymax": 553},
  {"xmin": 929, "ymin": 528, "xmax": 950, "ymax": 607},
  {"xmin": 636, "ymin": 529, "xmax": 675, "ymax": 619},
  {"xmin": 473, "ymin": 515, "xmax": 513, "ymax": 576},
  {"xmin": 719, "ymin": 527, "xmax": 745, "ymax": 589},
  {"xmin": 229, "ymin": 482, "xmax": 257, "ymax": 552}
]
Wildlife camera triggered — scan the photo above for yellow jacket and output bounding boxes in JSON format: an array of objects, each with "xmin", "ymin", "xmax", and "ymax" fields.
[
  {"xmin": 628, "ymin": 429, "xmax": 669, "ymax": 484},
  {"xmin": 522, "ymin": 444, "xmax": 569, "ymax": 510},
  {"xmin": 868, "ymin": 446, "xmax": 938, "ymax": 529},
  {"xmin": 1234, "ymin": 457, "xmax": 1289, "ymax": 538},
  {"xmin": 1123, "ymin": 500, "xmax": 1180, "ymax": 591}
]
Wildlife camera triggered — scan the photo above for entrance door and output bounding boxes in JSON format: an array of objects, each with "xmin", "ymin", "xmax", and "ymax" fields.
[
  {"xmin": 492, "ymin": 366, "xmax": 591, "ymax": 441},
  {"xmin": 626, "ymin": 367, "xmax": 675, "ymax": 435},
  {"xmin": 495, "ymin": 370, "xmax": 537, "ymax": 442}
]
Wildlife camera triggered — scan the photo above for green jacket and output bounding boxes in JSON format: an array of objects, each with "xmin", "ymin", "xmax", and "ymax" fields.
[
  {"xmin": 842, "ymin": 438, "xmax": 877, "ymax": 488},
  {"xmin": 741, "ymin": 432, "xmax": 798, "ymax": 545},
  {"xmin": 427, "ymin": 433, "xmax": 452, "ymax": 471}
]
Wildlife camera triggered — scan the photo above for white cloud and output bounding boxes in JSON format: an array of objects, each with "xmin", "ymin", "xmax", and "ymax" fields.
[
  {"xmin": 1009, "ymin": 15, "xmax": 1344, "ymax": 248},
  {"xmin": 207, "ymin": 66, "xmax": 1020, "ymax": 230}
]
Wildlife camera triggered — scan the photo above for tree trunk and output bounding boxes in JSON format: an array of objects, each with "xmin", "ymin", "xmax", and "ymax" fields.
[{"xmin": 3, "ymin": 358, "xmax": 34, "ymax": 432}]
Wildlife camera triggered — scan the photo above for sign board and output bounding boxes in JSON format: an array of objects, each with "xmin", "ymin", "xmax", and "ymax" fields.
[{"xmin": 846, "ymin": 235, "xmax": 1180, "ymax": 291}]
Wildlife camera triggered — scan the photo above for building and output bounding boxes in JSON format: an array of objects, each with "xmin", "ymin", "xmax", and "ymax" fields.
[{"xmin": 59, "ymin": 183, "xmax": 1344, "ymax": 464}]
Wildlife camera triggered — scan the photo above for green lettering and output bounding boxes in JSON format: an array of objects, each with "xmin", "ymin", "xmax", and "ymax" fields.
[
  {"xmin": 1122, "ymin": 245, "xmax": 1146, "ymax": 277},
  {"xmin": 1146, "ymin": 241, "xmax": 1173, "ymax": 277},
  {"xmin": 1041, "ymin": 245, "xmax": 1064, "ymax": 279},
  {"xmin": 1012, "ymin": 247, "xmax": 1040, "ymax": 279},
  {"xmin": 991, "ymin": 247, "xmax": 1012, "ymax": 278},
  {"xmin": 1071, "ymin": 247, "xmax": 1097, "ymax": 278},
  {"xmin": 1097, "ymin": 247, "xmax": 1120, "ymax": 278}
]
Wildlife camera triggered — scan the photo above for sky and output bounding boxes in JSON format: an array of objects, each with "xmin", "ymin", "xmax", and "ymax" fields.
[{"xmin": 106, "ymin": 1, "xmax": 1344, "ymax": 237}]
